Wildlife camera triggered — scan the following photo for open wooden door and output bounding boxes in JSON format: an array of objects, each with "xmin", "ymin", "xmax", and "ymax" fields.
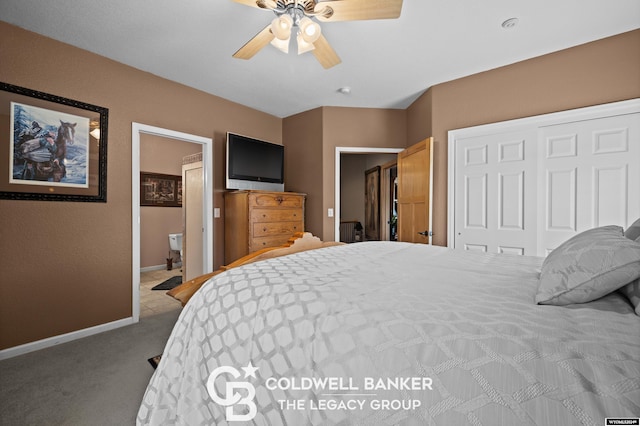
[{"xmin": 397, "ymin": 138, "xmax": 433, "ymax": 244}]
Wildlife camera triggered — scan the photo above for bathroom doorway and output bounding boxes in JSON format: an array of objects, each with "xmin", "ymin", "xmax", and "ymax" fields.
[{"xmin": 132, "ymin": 123, "xmax": 213, "ymax": 322}]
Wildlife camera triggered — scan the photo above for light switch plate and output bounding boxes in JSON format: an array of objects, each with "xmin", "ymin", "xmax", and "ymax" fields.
[
  {"xmin": 328, "ymin": 208, "xmax": 334, "ymax": 217},
  {"xmin": 214, "ymin": 207, "xmax": 220, "ymax": 218}
]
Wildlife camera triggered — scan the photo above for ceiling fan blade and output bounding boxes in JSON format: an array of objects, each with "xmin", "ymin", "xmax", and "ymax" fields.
[
  {"xmin": 315, "ymin": 0, "xmax": 403, "ymax": 22},
  {"xmin": 232, "ymin": 0, "xmax": 277, "ymax": 10},
  {"xmin": 232, "ymin": 25, "xmax": 275, "ymax": 59},
  {"xmin": 312, "ymin": 34, "xmax": 341, "ymax": 69}
]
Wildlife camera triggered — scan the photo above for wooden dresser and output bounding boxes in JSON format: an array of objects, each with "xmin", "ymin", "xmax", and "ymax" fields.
[{"xmin": 224, "ymin": 190, "xmax": 306, "ymax": 264}]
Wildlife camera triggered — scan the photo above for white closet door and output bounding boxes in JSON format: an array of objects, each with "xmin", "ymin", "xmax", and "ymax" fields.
[
  {"xmin": 538, "ymin": 112, "xmax": 640, "ymax": 255},
  {"xmin": 454, "ymin": 129, "xmax": 538, "ymax": 255}
]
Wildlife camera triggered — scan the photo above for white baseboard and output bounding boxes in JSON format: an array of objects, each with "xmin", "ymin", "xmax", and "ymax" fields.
[
  {"xmin": 1, "ymin": 264, "xmax": 185, "ymax": 360},
  {"xmin": 140, "ymin": 264, "xmax": 165, "ymax": 273},
  {"xmin": 140, "ymin": 263, "xmax": 182, "ymax": 273},
  {"xmin": 0, "ymin": 316, "xmax": 135, "ymax": 361}
]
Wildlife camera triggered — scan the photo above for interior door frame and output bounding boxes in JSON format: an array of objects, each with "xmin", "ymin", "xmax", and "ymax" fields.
[
  {"xmin": 334, "ymin": 147, "xmax": 404, "ymax": 242},
  {"xmin": 132, "ymin": 123, "xmax": 213, "ymax": 322}
]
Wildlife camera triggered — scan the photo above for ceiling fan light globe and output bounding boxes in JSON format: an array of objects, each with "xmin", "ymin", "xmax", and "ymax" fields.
[
  {"xmin": 296, "ymin": 31, "xmax": 316, "ymax": 54},
  {"xmin": 271, "ymin": 14, "xmax": 293, "ymax": 40},
  {"xmin": 270, "ymin": 36, "xmax": 290, "ymax": 53},
  {"xmin": 299, "ymin": 16, "xmax": 321, "ymax": 43}
]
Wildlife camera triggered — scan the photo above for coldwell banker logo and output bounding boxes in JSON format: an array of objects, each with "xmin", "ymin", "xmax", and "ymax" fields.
[
  {"xmin": 207, "ymin": 362, "xmax": 434, "ymax": 422},
  {"xmin": 206, "ymin": 363, "xmax": 259, "ymax": 421}
]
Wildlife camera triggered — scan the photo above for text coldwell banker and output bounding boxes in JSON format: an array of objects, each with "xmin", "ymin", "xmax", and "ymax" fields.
[{"xmin": 265, "ymin": 376, "xmax": 434, "ymax": 391}]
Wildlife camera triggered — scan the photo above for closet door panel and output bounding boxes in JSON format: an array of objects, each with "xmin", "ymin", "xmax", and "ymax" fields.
[
  {"xmin": 454, "ymin": 130, "xmax": 537, "ymax": 255},
  {"xmin": 450, "ymin": 100, "xmax": 639, "ymax": 256},
  {"xmin": 538, "ymin": 112, "xmax": 640, "ymax": 255},
  {"xmin": 593, "ymin": 164, "xmax": 628, "ymax": 226}
]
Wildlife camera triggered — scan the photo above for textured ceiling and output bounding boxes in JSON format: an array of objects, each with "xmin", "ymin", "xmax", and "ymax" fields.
[{"xmin": 1, "ymin": 0, "xmax": 638, "ymax": 117}]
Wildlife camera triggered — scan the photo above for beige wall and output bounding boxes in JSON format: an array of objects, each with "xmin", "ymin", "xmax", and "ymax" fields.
[
  {"xmin": 140, "ymin": 135, "xmax": 201, "ymax": 269},
  {"xmin": 283, "ymin": 107, "xmax": 407, "ymax": 241},
  {"xmin": 340, "ymin": 155, "xmax": 366, "ymax": 226},
  {"xmin": 0, "ymin": 22, "xmax": 281, "ymax": 350},
  {"xmin": 320, "ymin": 107, "xmax": 408, "ymax": 241},
  {"xmin": 407, "ymin": 29, "xmax": 640, "ymax": 246},
  {"xmin": 282, "ymin": 108, "xmax": 324, "ymax": 238},
  {"xmin": 1, "ymin": 21, "xmax": 638, "ymax": 351}
]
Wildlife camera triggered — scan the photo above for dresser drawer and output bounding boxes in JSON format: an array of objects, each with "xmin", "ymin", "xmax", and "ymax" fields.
[
  {"xmin": 249, "ymin": 193, "xmax": 303, "ymax": 208},
  {"xmin": 252, "ymin": 221, "xmax": 302, "ymax": 237},
  {"xmin": 225, "ymin": 190, "xmax": 306, "ymax": 264},
  {"xmin": 249, "ymin": 235, "xmax": 293, "ymax": 252},
  {"xmin": 250, "ymin": 208, "xmax": 302, "ymax": 223}
]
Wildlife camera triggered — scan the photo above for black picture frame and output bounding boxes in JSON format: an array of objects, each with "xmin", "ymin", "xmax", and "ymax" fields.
[
  {"xmin": 0, "ymin": 82, "xmax": 108, "ymax": 202},
  {"xmin": 140, "ymin": 172, "xmax": 182, "ymax": 207}
]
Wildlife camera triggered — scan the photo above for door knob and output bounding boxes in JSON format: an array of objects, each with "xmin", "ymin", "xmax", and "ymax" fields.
[{"xmin": 418, "ymin": 230, "xmax": 431, "ymax": 236}]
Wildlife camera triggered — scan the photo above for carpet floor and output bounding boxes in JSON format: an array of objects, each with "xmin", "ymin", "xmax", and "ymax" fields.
[{"xmin": 0, "ymin": 309, "xmax": 180, "ymax": 426}]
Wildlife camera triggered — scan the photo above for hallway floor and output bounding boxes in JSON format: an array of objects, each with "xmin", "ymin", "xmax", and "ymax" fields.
[{"xmin": 140, "ymin": 268, "xmax": 183, "ymax": 318}]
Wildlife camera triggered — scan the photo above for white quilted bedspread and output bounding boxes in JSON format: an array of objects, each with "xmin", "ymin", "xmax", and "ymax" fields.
[{"xmin": 137, "ymin": 242, "xmax": 640, "ymax": 426}]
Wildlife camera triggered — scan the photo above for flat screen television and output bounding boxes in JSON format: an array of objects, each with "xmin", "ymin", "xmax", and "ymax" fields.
[{"xmin": 226, "ymin": 132, "xmax": 285, "ymax": 191}]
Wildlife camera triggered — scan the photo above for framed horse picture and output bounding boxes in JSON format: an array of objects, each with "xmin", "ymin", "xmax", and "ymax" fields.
[{"xmin": 0, "ymin": 82, "xmax": 108, "ymax": 202}]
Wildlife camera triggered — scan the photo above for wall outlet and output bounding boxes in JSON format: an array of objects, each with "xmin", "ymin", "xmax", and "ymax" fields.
[{"xmin": 328, "ymin": 208, "xmax": 334, "ymax": 217}]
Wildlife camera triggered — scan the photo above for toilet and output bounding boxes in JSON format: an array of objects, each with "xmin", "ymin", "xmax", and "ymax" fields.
[{"xmin": 168, "ymin": 233, "xmax": 183, "ymax": 263}]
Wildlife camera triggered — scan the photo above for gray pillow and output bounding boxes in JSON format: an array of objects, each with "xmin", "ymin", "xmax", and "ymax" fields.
[
  {"xmin": 618, "ymin": 279, "xmax": 640, "ymax": 315},
  {"xmin": 618, "ymin": 235, "xmax": 640, "ymax": 315},
  {"xmin": 536, "ymin": 225, "xmax": 640, "ymax": 305},
  {"xmin": 625, "ymin": 218, "xmax": 640, "ymax": 240}
]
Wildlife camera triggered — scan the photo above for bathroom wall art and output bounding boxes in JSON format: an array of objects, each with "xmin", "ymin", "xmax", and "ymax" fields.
[
  {"xmin": 0, "ymin": 82, "xmax": 108, "ymax": 202},
  {"xmin": 140, "ymin": 172, "xmax": 182, "ymax": 207}
]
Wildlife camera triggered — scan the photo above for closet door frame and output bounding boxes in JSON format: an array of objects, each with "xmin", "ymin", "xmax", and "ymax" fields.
[{"xmin": 447, "ymin": 98, "xmax": 640, "ymax": 252}]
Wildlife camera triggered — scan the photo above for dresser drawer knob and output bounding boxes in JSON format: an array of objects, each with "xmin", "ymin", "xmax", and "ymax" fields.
[
  {"xmin": 276, "ymin": 197, "xmax": 283, "ymax": 204},
  {"xmin": 263, "ymin": 227, "xmax": 267, "ymax": 232}
]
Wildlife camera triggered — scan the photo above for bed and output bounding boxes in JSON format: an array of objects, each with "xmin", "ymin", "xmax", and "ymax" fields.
[{"xmin": 137, "ymin": 231, "xmax": 640, "ymax": 426}]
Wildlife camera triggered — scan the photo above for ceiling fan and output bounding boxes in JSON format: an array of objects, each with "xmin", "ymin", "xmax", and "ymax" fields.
[{"xmin": 232, "ymin": 0, "xmax": 403, "ymax": 69}]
